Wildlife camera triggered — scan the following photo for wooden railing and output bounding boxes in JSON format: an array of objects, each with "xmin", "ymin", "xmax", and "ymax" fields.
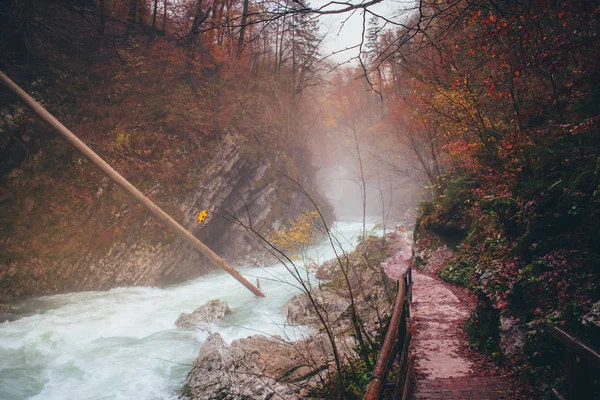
[
  {"xmin": 364, "ymin": 266, "xmax": 413, "ymax": 400},
  {"xmin": 549, "ymin": 326, "xmax": 600, "ymax": 400}
]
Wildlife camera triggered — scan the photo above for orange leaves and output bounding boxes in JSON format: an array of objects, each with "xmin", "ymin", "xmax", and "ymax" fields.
[{"xmin": 270, "ymin": 211, "xmax": 320, "ymax": 256}]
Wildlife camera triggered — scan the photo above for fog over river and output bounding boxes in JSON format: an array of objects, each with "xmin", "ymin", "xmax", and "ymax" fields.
[{"xmin": 0, "ymin": 221, "xmax": 373, "ymax": 400}]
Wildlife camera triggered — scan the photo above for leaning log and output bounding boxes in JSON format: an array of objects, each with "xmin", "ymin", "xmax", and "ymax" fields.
[{"xmin": 0, "ymin": 71, "xmax": 265, "ymax": 298}]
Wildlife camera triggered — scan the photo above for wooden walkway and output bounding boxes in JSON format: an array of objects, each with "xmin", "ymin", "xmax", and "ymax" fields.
[
  {"xmin": 410, "ymin": 270, "xmax": 513, "ymax": 400},
  {"xmin": 412, "ymin": 376, "xmax": 512, "ymax": 399}
]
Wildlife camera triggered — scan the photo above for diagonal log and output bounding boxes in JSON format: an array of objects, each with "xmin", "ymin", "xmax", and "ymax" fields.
[{"xmin": 0, "ymin": 71, "xmax": 265, "ymax": 298}]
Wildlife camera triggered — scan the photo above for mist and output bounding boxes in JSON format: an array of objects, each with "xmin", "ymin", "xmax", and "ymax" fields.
[{"xmin": 312, "ymin": 126, "xmax": 422, "ymax": 230}]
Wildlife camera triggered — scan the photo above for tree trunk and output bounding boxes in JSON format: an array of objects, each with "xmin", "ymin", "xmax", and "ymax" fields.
[
  {"xmin": 191, "ymin": 0, "xmax": 210, "ymax": 37},
  {"xmin": 352, "ymin": 123, "xmax": 367, "ymax": 239},
  {"xmin": 277, "ymin": 16, "xmax": 286, "ymax": 73},
  {"xmin": 236, "ymin": 0, "xmax": 249, "ymax": 58},
  {"xmin": 163, "ymin": 0, "xmax": 167, "ymax": 31},
  {"xmin": 273, "ymin": 21, "xmax": 279, "ymax": 74},
  {"xmin": 209, "ymin": 0, "xmax": 221, "ymax": 44},
  {"xmin": 127, "ymin": 0, "xmax": 138, "ymax": 33},
  {"xmin": 152, "ymin": 0, "xmax": 158, "ymax": 28},
  {"xmin": 216, "ymin": 0, "xmax": 225, "ymax": 45},
  {"xmin": 98, "ymin": 0, "xmax": 105, "ymax": 35}
]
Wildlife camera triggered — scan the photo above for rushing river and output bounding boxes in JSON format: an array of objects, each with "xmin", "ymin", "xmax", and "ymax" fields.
[{"xmin": 0, "ymin": 221, "xmax": 372, "ymax": 400}]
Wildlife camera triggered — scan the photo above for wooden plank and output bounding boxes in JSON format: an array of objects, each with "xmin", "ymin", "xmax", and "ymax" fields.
[
  {"xmin": 551, "ymin": 326, "xmax": 600, "ymax": 368},
  {"xmin": 414, "ymin": 376, "xmax": 511, "ymax": 391},
  {"xmin": 412, "ymin": 376, "xmax": 512, "ymax": 399},
  {"xmin": 412, "ymin": 392, "xmax": 510, "ymax": 399}
]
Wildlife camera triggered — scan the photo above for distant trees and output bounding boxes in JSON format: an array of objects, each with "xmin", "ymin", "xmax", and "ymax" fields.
[{"xmin": 304, "ymin": 0, "xmax": 596, "ymax": 201}]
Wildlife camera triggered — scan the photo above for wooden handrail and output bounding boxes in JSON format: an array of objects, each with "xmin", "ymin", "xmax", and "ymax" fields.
[
  {"xmin": 364, "ymin": 266, "xmax": 412, "ymax": 400},
  {"xmin": 549, "ymin": 325, "xmax": 600, "ymax": 400},
  {"xmin": 0, "ymin": 71, "xmax": 265, "ymax": 298},
  {"xmin": 550, "ymin": 326, "xmax": 600, "ymax": 368}
]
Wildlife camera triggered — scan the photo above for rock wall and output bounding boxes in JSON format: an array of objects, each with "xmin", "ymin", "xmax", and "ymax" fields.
[{"xmin": 0, "ymin": 137, "xmax": 330, "ymax": 301}]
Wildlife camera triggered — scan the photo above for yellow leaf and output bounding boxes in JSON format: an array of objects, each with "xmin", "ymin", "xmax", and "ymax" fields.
[{"xmin": 197, "ymin": 210, "xmax": 209, "ymax": 224}]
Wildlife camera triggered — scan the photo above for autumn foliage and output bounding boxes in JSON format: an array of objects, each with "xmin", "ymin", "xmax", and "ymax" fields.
[
  {"xmin": 354, "ymin": 0, "xmax": 600, "ymax": 394},
  {"xmin": 1, "ymin": 0, "xmax": 599, "ymax": 393},
  {"xmin": 0, "ymin": 0, "xmax": 327, "ymax": 299}
]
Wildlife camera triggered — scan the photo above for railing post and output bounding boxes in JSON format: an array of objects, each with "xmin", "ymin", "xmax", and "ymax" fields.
[
  {"xmin": 549, "ymin": 326, "xmax": 600, "ymax": 400},
  {"xmin": 565, "ymin": 349, "xmax": 591, "ymax": 400},
  {"xmin": 365, "ymin": 266, "xmax": 413, "ymax": 400}
]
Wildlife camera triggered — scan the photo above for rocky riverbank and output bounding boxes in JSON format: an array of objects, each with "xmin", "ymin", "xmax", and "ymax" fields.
[{"xmin": 182, "ymin": 235, "xmax": 408, "ymax": 399}]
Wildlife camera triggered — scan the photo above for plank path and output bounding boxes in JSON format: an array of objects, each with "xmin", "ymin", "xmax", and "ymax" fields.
[{"xmin": 382, "ymin": 236, "xmax": 515, "ymax": 399}]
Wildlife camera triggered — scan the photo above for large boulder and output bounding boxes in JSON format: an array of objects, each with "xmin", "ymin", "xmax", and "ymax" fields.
[
  {"xmin": 284, "ymin": 288, "xmax": 349, "ymax": 327},
  {"xmin": 185, "ymin": 333, "xmax": 315, "ymax": 400},
  {"xmin": 499, "ymin": 316, "xmax": 525, "ymax": 362},
  {"xmin": 176, "ymin": 299, "xmax": 231, "ymax": 330}
]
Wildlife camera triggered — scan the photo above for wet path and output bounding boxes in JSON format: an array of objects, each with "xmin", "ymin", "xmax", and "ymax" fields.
[
  {"xmin": 410, "ymin": 271, "xmax": 512, "ymax": 399},
  {"xmin": 382, "ymin": 235, "xmax": 515, "ymax": 399}
]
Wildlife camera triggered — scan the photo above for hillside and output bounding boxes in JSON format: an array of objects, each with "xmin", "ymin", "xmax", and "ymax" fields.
[{"xmin": 0, "ymin": 0, "xmax": 332, "ymax": 301}]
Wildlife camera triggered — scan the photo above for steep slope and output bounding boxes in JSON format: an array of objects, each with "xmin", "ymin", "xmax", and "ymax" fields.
[{"xmin": 0, "ymin": 0, "xmax": 332, "ymax": 301}]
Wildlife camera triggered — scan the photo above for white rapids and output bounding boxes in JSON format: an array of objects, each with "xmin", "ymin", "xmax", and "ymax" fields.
[{"xmin": 0, "ymin": 221, "xmax": 374, "ymax": 400}]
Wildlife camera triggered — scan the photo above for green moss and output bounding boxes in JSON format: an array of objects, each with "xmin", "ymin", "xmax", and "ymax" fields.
[{"xmin": 439, "ymin": 258, "xmax": 474, "ymax": 288}]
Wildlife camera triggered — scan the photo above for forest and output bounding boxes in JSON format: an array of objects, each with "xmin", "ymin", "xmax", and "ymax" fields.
[{"xmin": 0, "ymin": 0, "xmax": 599, "ymax": 398}]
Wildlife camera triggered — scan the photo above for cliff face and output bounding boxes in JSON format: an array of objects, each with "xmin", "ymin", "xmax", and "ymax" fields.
[
  {"xmin": 0, "ymin": 0, "xmax": 333, "ymax": 301},
  {"xmin": 0, "ymin": 134, "xmax": 326, "ymax": 301}
]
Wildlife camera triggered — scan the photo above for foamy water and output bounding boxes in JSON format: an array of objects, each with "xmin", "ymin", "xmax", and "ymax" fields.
[{"xmin": 0, "ymin": 221, "xmax": 371, "ymax": 400}]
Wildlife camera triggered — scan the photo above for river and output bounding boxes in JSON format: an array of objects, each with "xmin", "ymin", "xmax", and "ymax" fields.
[{"xmin": 0, "ymin": 221, "xmax": 372, "ymax": 400}]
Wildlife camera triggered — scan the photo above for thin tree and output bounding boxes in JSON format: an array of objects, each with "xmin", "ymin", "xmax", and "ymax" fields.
[
  {"xmin": 152, "ymin": 0, "xmax": 158, "ymax": 28},
  {"xmin": 236, "ymin": 0, "xmax": 249, "ymax": 57},
  {"xmin": 163, "ymin": 0, "xmax": 167, "ymax": 31}
]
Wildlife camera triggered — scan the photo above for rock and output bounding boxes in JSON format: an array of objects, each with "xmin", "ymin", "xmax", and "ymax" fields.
[
  {"xmin": 176, "ymin": 299, "xmax": 231, "ymax": 330},
  {"xmin": 184, "ymin": 237, "xmax": 401, "ymax": 400},
  {"xmin": 414, "ymin": 243, "xmax": 455, "ymax": 274},
  {"xmin": 0, "ymin": 133, "xmax": 333, "ymax": 302},
  {"xmin": 583, "ymin": 301, "xmax": 600, "ymax": 329},
  {"xmin": 284, "ymin": 288, "xmax": 349, "ymax": 326},
  {"xmin": 499, "ymin": 316, "xmax": 525, "ymax": 362},
  {"xmin": 185, "ymin": 333, "xmax": 311, "ymax": 400},
  {"xmin": 315, "ymin": 258, "xmax": 338, "ymax": 280},
  {"xmin": 0, "ymin": 303, "xmax": 13, "ymax": 323}
]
